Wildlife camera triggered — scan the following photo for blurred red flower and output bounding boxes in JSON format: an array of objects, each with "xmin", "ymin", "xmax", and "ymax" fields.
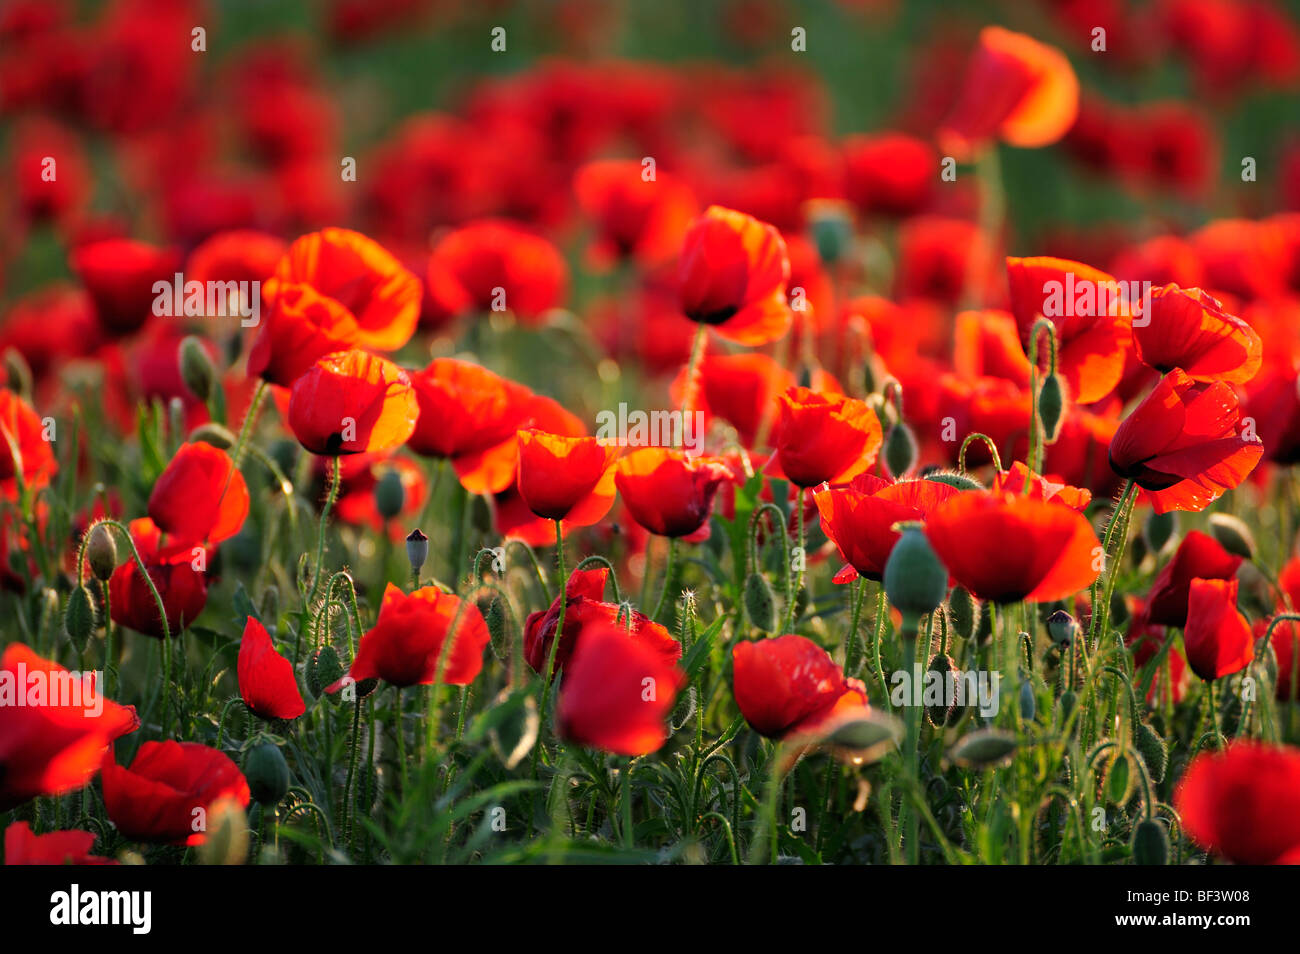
[
  {"xmin": 70, "ymin": 237, "xmax": 179, "ymax": 338},
  {"xmin": 1145, "ymin": 529, "xmax": 1242, "ymax": 627},
  {"xmin": 147, "ymin": 441, "xmax": 250, "ymax": 558},
  {"xmin": 426, "ymin": 219, "xmax": 568, "ymax": 325},
  {"xmin": 574, "ymin": 159, "xmax": 697, "ymax": 268},
  {"xmin": 0, "ymin": 388, "xmax": 57, "ymax": 500},
  {"xmin": 1176, "ymin": 742, "xmax": 1300, "ymax": 865},
  {"xmin": 3, "ymin": 821, "xmax": 116, "ymax": 865}
]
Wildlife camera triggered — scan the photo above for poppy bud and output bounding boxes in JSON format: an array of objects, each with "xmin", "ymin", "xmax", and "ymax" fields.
[
  {"xmin": 1019, "ymin": 679, "xmax": 1036, "ymax": 722},
  {"xmin": 64, "ymin": 584, "xmax": 96, "ymax": 653},
  {"xmin": 948, "ymin": 728, "xmax": 1017, "ymax": 768},
  {"xmin": 307, "ymin": 645, "xmax": 345, "ymax": 699},
  {"xmin": 744, "ymin": 571, "xmax": 777, "ymax": 632},
  {"xmin": 179, "ymin": 335, "xmax": 216, "ymax": 403},
  {"xmin": 883, "ymin": 422, "xmax": 919, "ymax": 479},
  {"xmin": 1143, "ymin": 510, "xmax": 1177, "ymax": 554},
  {"xmin": 1134, "ymin": 720, "xmax": 1167, "ymax": 784},
  {"xmin": 405, "ymin": 528, "xmax": 428, "ymax": 574},
  {"xmin": 1037, "ymin": 372, "xmax": 1066, "ymax": 443},
  {"xmin": 374, "ymin": 469, "xmax": 405, "ymax": 520},
  {"xmin": 947, "ymin": 586, "xmax": 981, "ymax": 641},
  {"xmin": 1056, "ymin": 690, "xmax": 1077, "ymax": 728},
  {"xmin": 1046, "ymin": 609, "xmax": 1078, "ymax": 646},
  {"xmin": 189, "ymin": 423, "xmax": 236, "ymax": 449},
  {"xmin": 479, "ymin": 593, "xmax": 506, "ymax": 647},
  {"xmin": 884, "ymin": 522, "xmax": 948, "ymax": 635},
  {"xmin": 806, "ymin": 199, "xmax": 853, "ymax": 266},
  {"xmin": 196, "ymin": 796, "xmax": 249, "ymax": 866},
  {"xmin": 244, "ymin": 742, "xmax": 289, "ymax": 807},
  {"xmin": 1207, "ymin": 513, "xmax": 1255, "ymax": 561},
  {"xmin": 926, "ymin": 653, "xmax": 959, "ymax": 727},
  {"xmin": 86, "ymin": 524, "xmax": 118, "ymax": 581},
  {"xmin": 1131, "ymin": 818, "xmax": 1169, "ymax": 866},
  {"xmin": 923, "ymin": 471, "xmax": 984, "ymax": 491}
]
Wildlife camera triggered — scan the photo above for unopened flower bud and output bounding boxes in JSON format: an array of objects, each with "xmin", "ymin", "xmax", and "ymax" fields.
[
  {"xmin": 374, "ymin": 469, "xmax": 405, "ymax": 520},
  {"xmin": 744, "ymin": 571, "xmax": 777, "ymax": 632},
  {"xmin": 244, "ymin": 742, "xmax": 289, "ymax": 807},
  {"xmin": 179, "ymin": 335, "xmax": 216, "ymax": 403},
  {"xmin": 1037, "ymin": 372, "xmax": 1066, "ymax": 443},
  {"xmin": 884, "ymin": 422, "xmax": 919, "ymax": 479},
  {"xmin": 883, "ymin": 521, "xmax": 948, "ymax": 635},
  {"xmin": 86, "ymin": 524, "xmax": 118, "ymax": 581},
  {"xmin": 1131, "ymin": 818, "xmax": 1169, "ymax": 866},
  {"xmin": 947, "ymin": 586, "xmax": 980, "ymax": 641},
  {"xmin": 1208, "ymin": 512, "xmax": 1255, "ymax": 560},
  {"xmin": 64, "ymin": 584, "xmax": 97, "ymax": 653},
  {"xmin": 1144, "ymin": 510, "xmax": 1177, "ymax": 554}
]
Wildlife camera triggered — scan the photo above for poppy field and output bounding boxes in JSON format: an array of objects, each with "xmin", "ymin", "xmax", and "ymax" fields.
[{"xmin": 5, "ymin": 0, "xmax": 1300, "ymax": 884}]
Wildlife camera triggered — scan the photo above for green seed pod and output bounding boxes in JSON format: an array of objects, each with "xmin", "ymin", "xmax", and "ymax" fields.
[
  {"xmin": 883, "ymin": 522, "xmax": 948, "ymax": 635},
  {"xmin": 1133, "ymin": 720, "xmax": 1167, "ymax": 784},
  {"xmin": 306, "ymin": 645, "xmax": 345, "ymax": 699},
  {"xmin": 807, "ymin": 199, "xmax": 853, "ymax": 266},
  {"xmin": 884, "ymin": 422, "xmax": 919, "ymax": 480},
  {"xmin": 1019, "ymin": 679, "xmax": 1037, "ymax": 723},
  {"xmin": 178, "ymin": 335, "xmax": 216, "ymax": 403},
  {"xmin": 1106, "ymin": 752, "xmax": 1133, "ymax": 804},
  {"xmin": 85, "ymin": 524, "xmax": 118, "ymax": 582},
  {"xmin": 948, "ymin": 728, "xmax": 1017, "ymax": 768},
  {"xmin": 1131, "ymin": 818, "xmax": 1170, "ymax": 866},
  {"xmin": 374, "ymin": 469, "xmax": 405, "ymax": 520},
  {"xmin": 1037, "ymin": 373, "xmax": 1067, "ymax": 443},
  {"xmin": 926, "ymin": 653, "xmax": 959, "ymax": 727},
  {"xmin": 1057, "ymin": 690, "xmax": 1078, "ymax": 728},
  {"xmin": 244, "ymin": 743, "xmax": 289, "ymax": 807},
  {"xmin": 1144, "ymin": 510, "xmax": 1177, "ymax": 555},
  {"xmin": 924, "ymin": 470, "xmax": 984, "ymax": 492},
  {"xmin": 405, "ymin": 528, "xmax": 428, "ymax": 574},
  {"xmin": 64, "ymin": 584, "xmax": 97, "ymax": 653},
  {"xmin": 1208, "ymin": 512, "xmax": 1255, "ymax": 560},
  {"xmin": 947, "ymin": 586, "xmax": 980, "ymax": 642},
  {"xmin": 744, "ymin": 571, "xmax": 777, "ymax": 632},
  {"xmin": 1046, "ymin": 609, "xmax": 1078, "ymax": 646}
]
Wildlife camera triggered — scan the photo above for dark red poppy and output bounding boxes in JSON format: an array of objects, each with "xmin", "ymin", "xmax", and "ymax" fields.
[
  {"xmin": 732, "ymin": 634, "xmax": 869, "ymax": 740},
  {"xmin": 406, "ymin": 359, "xmax": 534, "ymax": 494},
  {"xmin": 1108, "ymin": 369, "xmax": 1263, "ymax": 514},
  {"xmin": 329, "ymin": 583, "xmax": 489, "ymax": 689},
  {"xmin": 1133, "ymin": 285, "xmax": 1262, "ymax": 384},
  {"xmin": 678, "ymin": 205, "xmax": 792, "ymax": 346},
  {"xmin": 556, "ymin": 621, "xmax": 685, "ymax": 756},
  {"xmin": 0, "ymin": 643, "xmax": 139, "ymax": 811},
  {"xmin": 574, "ymin": 159, "xmax": 697, "ymax": 268},
  {"xmin": 614, "ymin": 448, "xmax": 734, "ymax": 538},
  {"xmin": 0, "ymin": 285, "xmax": 99, "ymax": 384},
  {"xmin": 814, "ymin": 474, "xmax": 959, "ymax": 582},
  {"xmin": 101, "ymin": 741, "xmax": 250, "ymax": 846},
  {"xmin": 773, "ymin": 386, "xmax": 882, "ymax": 488},
  {"xmin": 69, "ymin": 238, "xmax": 180, "ymax": 337},
  {"xmin": 1183, "ymin": 577, "xmax": 1253, "ymax": 682},
  {"xmin": 939, "ymin": 26, "xmax": 1079, "ymax": 156},
  {"xmin": 426, "ymin": 219, "xmax": 568, "ymax": 325},
  {"xmin": 147, "ymin": 442, "xmax": 250, "ymax": 558},
  {"xmin": 895, "ymin": 218, "xmax": 994, "ymax": 305},
  {"xmin": 0, "ymin": 388, "xmax": 57, "ymax": 501},
  {"xmin": 248, "ymin": 228, "xmax": 420, "ymax": 385},
  {"xmin": 925, "ymin": 491, "xmax": 1101, "ymax": 604},
  {"xmin": 523, "ymin": 568, "xmax": 682, "ymax": 680},
  {"xmin": 238, "ymin": 616, "xmax": 305, "ymax": 720},
  {"xmin": 287, "ymin": 350, "xmax": 419, "ymax": 456},
  {"xmin": 671, "ymin": 352, "xmax": 795, "ymax": 448},
  {"xmin": 1176, "ymin": 742, "xmax": 1300, "ymax": 865},
  {"xmin": 108, "ymin": 518, "xmax": 209, "ymax": 639},
  {"xmin": 1145, "ymin": 530, "xmax": 1242, "ymax": 627},
  {"xmin": 515, "ymin": 429, "xmax": 618, "ymax": 525},
  {"xmin": 3, "ymin": 821, "xmax": 116, "ymax": 865},
  {"xmin": 1005, "ymin": 256, "xmax": 1130, "ymax": 404}
]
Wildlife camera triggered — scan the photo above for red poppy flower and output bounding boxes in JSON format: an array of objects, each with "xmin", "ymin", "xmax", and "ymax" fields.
[
  {"xmin": 515, "ymin": 429, "xmax": 618, "ymax": 524},
  {"xmin": 574, "ymin": 159, "xmax": 697, "ymax": 268},
  {"xmin": 614, "ymin": 448, "xmax": 734, "ymax": 538},
  {"xmin": 287, "ymin": 350, "xmax": 419, "ymax": 457},
  {"xmin": 3, "ymin": 821, "xmax": 116, "ymax": 865},
  {"xmin": 69, "ymin": 238, "xmax": 180, "ymax": 337},
  {"xmin": 0, "ymin": 388, "xmax": 57, "ymax": 500},
  {"xmin": 1145, "ymin": 530, "xmax": 1242, "ymax": 627},
  {"xmin": 426, "ymin": 219, "xmax": 568, "ymax": 325},
  {"xmin": 940, "ymin": 26, "xmax": 1079, "ymax": 156},
  {"xmin": 556, "ymin": 621, "xmax": 685, "ymax": 756},
  {"xmin": 732, "ymin": 634, "xmax": 870, "ymax": 740},
  {"xmin": 953, "ymin": 309, "xmax": 1033, "ymax": 386},
  {"xmin": 101, "ymin": 741, "xmax": 250, "ymax": 846},
  {"xmin": 678, "ymin": 205, "xmax": 792, "ymax": 346},
  {"xmin": 773, "ymin": 387, "xmax": 882, "ymax": 488},
  {"xmin": 1108, "ymin": 369, "xmax": 1263, "ymax": 514},
  {"xmin": 841, "ymin": 133, "xmax": 936, "ymax": 218},
  {"xmin": 523, "ymin": 568, "xmax": 682, "ymax": 680},
  {"xmin": 896, "ymin": 218, "xmax": 995, "ymax": 305},
  {"xmin": 990, "ymin": 462, "xmax": 1091, "ymax": 510},
  {"xmin": 108, "ymin": 518, "xmax": 209, "ymax": 639},
  {"xmin": 925, "ymin": 491, "xmax": 1101, "ymax": 604},
  {"xmin": 147, "ymin": 442, "xmax": 249, "ymax": 557},
  {"xmin": 407, "ymin": 359, "xmax": 534, "ymax": 494},
  {"xmin": 248, "ymin": 229, "xmax": 420, "ymax": 385},
  {"xmin": 1005, "ymin": 256, "xmax": 1130, "ymax": 404},
  {"xmin": 672, "ymin": 352, "xmax": 795, "ymax": 448},
  {"xmin": 238, "ymin": 616, "xmax": 305, "ymax": 720},
  {"xmin": 814, "ymin": 475, "xmax": 959, "ymax": 582},
  {"xmin": 184, "ymin": 229, "xmax": 287, "ymax": 290},
  {"xmin": 0, "ymin": 643, "xmax": 139, "ymax": 811},
  {"xmin": 1176, "ymin": 742, "xmax": 1300, "ymax": 865},
  {"xmin": 1183, "ymin": 578, "xmax": 1253, "ymax": 681},
  {"xmin": 329, "ymin": 583, "xmax": 490, "ymax": 689},
  {"xmin": 1133, "ymin": 285, "xmax": 1262, "ymax": 384}
]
